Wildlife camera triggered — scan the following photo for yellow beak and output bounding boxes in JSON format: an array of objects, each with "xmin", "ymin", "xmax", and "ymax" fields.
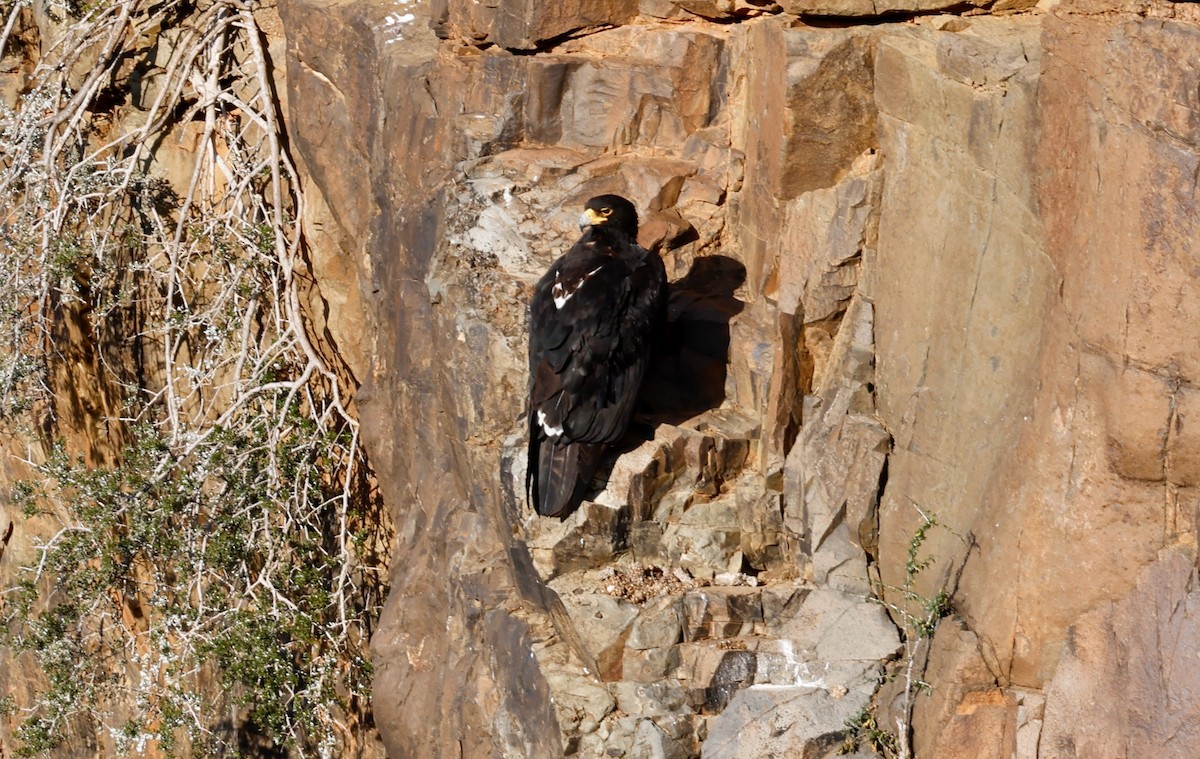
[{"xmin": 579, "ymin": 208, "xmax": 605, "ymax": 229}]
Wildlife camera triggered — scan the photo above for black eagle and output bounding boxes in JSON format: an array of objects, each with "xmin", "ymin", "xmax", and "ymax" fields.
[{"xmin": 526, "ymin": 194, "xmax": 667, "ymax": 518}]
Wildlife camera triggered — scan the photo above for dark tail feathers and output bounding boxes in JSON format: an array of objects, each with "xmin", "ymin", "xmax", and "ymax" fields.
[{"xmin": 528, "ymin": 433, "xmax": 603, "ymax": 518}]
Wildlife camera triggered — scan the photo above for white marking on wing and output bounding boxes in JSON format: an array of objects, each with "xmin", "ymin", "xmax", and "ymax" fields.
[
  {"xmin": 537, "ymin": 410, "xmax": 564, "ymax": 437},
  {"xmin": 551, "ymin": 265, "xmax": 605, "ymax": 309}
]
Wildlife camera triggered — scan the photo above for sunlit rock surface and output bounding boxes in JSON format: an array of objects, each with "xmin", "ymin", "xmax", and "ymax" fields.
[
  {"xmin": 225, "ymin": 0, "xmax": 1200, "ymax": 755},
  {"xmin": 2, "ymin": 0, "xmax": 1197, "ymax": 751}
]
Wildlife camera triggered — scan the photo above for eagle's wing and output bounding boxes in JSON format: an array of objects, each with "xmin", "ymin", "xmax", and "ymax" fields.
[
  {"xmin": 526, "ymin": 238, "xmax": 666, "ymax": 516},
  {"xmin": 529, "ymin": 244, "xmax": 664, "ymax": 444}
]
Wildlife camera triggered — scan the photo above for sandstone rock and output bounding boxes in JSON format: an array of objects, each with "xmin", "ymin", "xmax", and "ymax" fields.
[
  {"xmin": 870, "ymin": 15, "xmax": 1055, "ymax": 681},
  {"xmin": 904, "ymin": 636, "xmax": 1044, "ymax": 759},
  {"xmin": 596, "ymin": 433, "xmax": 687, "ymax": 522},
  {"xmin": 272, "ymin": 0, "xmax": 1200, "ymax": 756},
  {"xmin": 772, "ymin": 151, "xmax": 880, "ymax": 325},
  {"xmin": 698, "ymin": 649, "xmax": 757, "ymax": 713},
  {"xmin": 0, "ymin": 11, "xmax": 38, "ymax": 111},
  {"xmin": 710, "ymin": 571, "xmax": 757, "ymax": 588},
  {"xmin": 612, "ymin": 680, "xmax": 691, "ymax": 719},
  {"xmin": 927, "ymin": 690, "xmax": 1017, "ymax": 759},
  {"xmin": 679, "ymin": 411, "xmax": 757, "ymax": 493},
  {"xmin": 750, "ymin": 638, "xmax": 837, "ymax": 689},
  {"xmin": 772, "ymin": 589, "xmax": 901, "ymax": 664},
  {"xmin": 627, "ymin": 596, "xmax": 686, "ymax": 650},
  {"xmin": 720, "ymin": 302, "xmax": 779, "ymax": 454},
  {"xmin": 778, "ymin": 0, "xmax": 1037, "ymax": 18},
  {"xmin": 622, "ymin": 645, "xmax": 682, "ymax": 683},
  {"xmin": 695, "ymin": 604, "xmax": 895, "ymax": 757},
  {"xmin": 302, "ymin": 183, "xmax": 374, "ymax": 383},
  {"xmin": 630, "ymin": 521, "xmax": 668, "ymax": 563},
  {"xmin": 734, "ymin": 24, "xmax": 884, "ymax": 482},
  {"xmin": 736, "ymin": 482, "xmax": 787, "ymax": 572},
  {"xmin": 558, "ymin": 593, "xmax": 640, "ymax": 681},
  {"xmin": 661, "ymin": 496, "xmax": 743, "ymax": 579},
  {"xmin": 600, "ymin": 683, "xmax": 697, "ymax": 756},
  {"xmin": 1040, "ymin": 549, "xmax": 1200, "ymax": 759},
  {"xmin": 760, "ymin": 585, "xmax": 809, "ymax": 624},
  {"xmin": 682, "ymin": 127, "xmax": 743, "ymax": 200},
  {"xmin": 767, "ymin": 25, "xmax": 876, "ymax": 198},
  {"xmin": 431, "ymin": 0, "xmax": 640, "ymax": 50},
  {"xmin": 677, "ymin": 173, "xmax": 724, "ymax": 208},
  {"xmin": 629, "ymin": 718, "xmax": 693, "ymax": 759},
  {"xmin": 551, "ymin": 26, "xmax": 728, "ymax": 151},
  {"xmin": 784, "ymin": 293, "xmax": 888, "ymax": 595},
  {"xmin": 700, "ymin": 684, "xmax": 866, "ymax": 759},
  {"xmin": 545, "ymin": 668, "xmax": 618, "ymax": 735},
  {"xmin": 779, "ymin": 0, "xmax": 875, "ymax": 13},
  {"xmin": 676, "ymin": 642, "xmax": 773, "ymax": 715},
  {"xmin": 738, "ymin": 20, "xmax": 877, "ymax": 291},
  {"xmin": 640, "ymin": 0, "xmax": 690, "ymax": 18},
  {"xmin": 579, "ymin": 714, "xmax": 641, "ymax": 757},
  {"xmin": 429, "ymin": 27, "xmax": 728, "ymax": 159},
  {"xmin": 676, "ymin": 642, "xmax": 733, "ymax": 691},
  {"xmin": 682, "ymin": 587, "xmax": 764, "ymax": 641},
  {"xmin": 908, "ymin": 617, "xmax": 1001, "ymax": 759},
  {"xmin": 591, "ymin": 413, "xmax": 756, "ymax": 525},
  {"xmin": 527, "ymin": 499, "xmax": 631, "ymax": 579},
  {"xmin": 911, "ymin": 12, "xmax": 1200, "ymax": 709},
  {"xmin": 1012, "ymin": 688, "xmax": 1044, "ymax": 759},
  {"xmin": 668, "ymin": 583, "xmax": 897, "ymax": 758},
  {"xmin": 1041, "ymin": 13, "xmax": 1200, "ymax": 482},
  {"xmin": 281, "ymin": 0, "xmax": 582, "ymax": 754},
  {"xmin": 672, "ymin": 0, "xmax": 781, "ymax": 19}
]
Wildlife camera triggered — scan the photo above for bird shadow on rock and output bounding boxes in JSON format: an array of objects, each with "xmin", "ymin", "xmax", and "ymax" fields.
[
  {"xmin": 604, "ymin": 254, "xmax": 747, "ymax": 468},
  {"xmin": 585, "ymin": 254, "xmax": 746, "ymax": 498},
  {"xmin": 639, "ymin": 253, "xmax": 747, "ymax": 427}
]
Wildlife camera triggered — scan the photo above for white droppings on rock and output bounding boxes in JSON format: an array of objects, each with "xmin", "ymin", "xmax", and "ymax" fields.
[{"xmin": 379, "ymin": 1, "xmax": 418, "ymax": 45}]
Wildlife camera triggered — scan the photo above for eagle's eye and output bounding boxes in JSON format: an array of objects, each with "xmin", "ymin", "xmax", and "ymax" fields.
[{"xmin": 601, "ymin": 207, "xmax": 613, "ymax": 217}]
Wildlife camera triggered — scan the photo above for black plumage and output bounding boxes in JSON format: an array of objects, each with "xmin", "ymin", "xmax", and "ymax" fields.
[{"xmin": 526, "ymin": 194, "xmax": 667, "ymax": 517}]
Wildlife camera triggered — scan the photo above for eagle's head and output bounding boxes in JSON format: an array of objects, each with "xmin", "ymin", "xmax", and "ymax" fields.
[{"xmin": 579, "ymin": 194, "xmax": 638, "ymax": 239}]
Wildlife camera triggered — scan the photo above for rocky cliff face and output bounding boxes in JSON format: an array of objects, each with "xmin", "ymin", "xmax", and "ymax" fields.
[
  {"xmin": 3, "ymin": 0, "xmax": 1198, "ymax": 754},
  {"xmin": 274, "ymin": 0, "xmax": 1200, "ymax": 756}
]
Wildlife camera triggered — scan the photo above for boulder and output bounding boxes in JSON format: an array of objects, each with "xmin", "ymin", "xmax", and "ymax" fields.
[
  {"xmin": 681, "ymin": 587, "xmax": 764, "ymax": 641},
  {"xmin": 558, "ymin": 592, "xmax": 640, "ymax": 681},
  {"xmin": 700, "ymin": 684, "xmax": 866, "ymax": 759},
  {"xmin": 661, "ymin": 496, "xmax": 743, "ymax": 579}
]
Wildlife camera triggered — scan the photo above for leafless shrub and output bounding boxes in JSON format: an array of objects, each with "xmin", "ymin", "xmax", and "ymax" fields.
[{"xmin": 0, "ymin": 0, "xmax": 387, "ymax": 754}]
